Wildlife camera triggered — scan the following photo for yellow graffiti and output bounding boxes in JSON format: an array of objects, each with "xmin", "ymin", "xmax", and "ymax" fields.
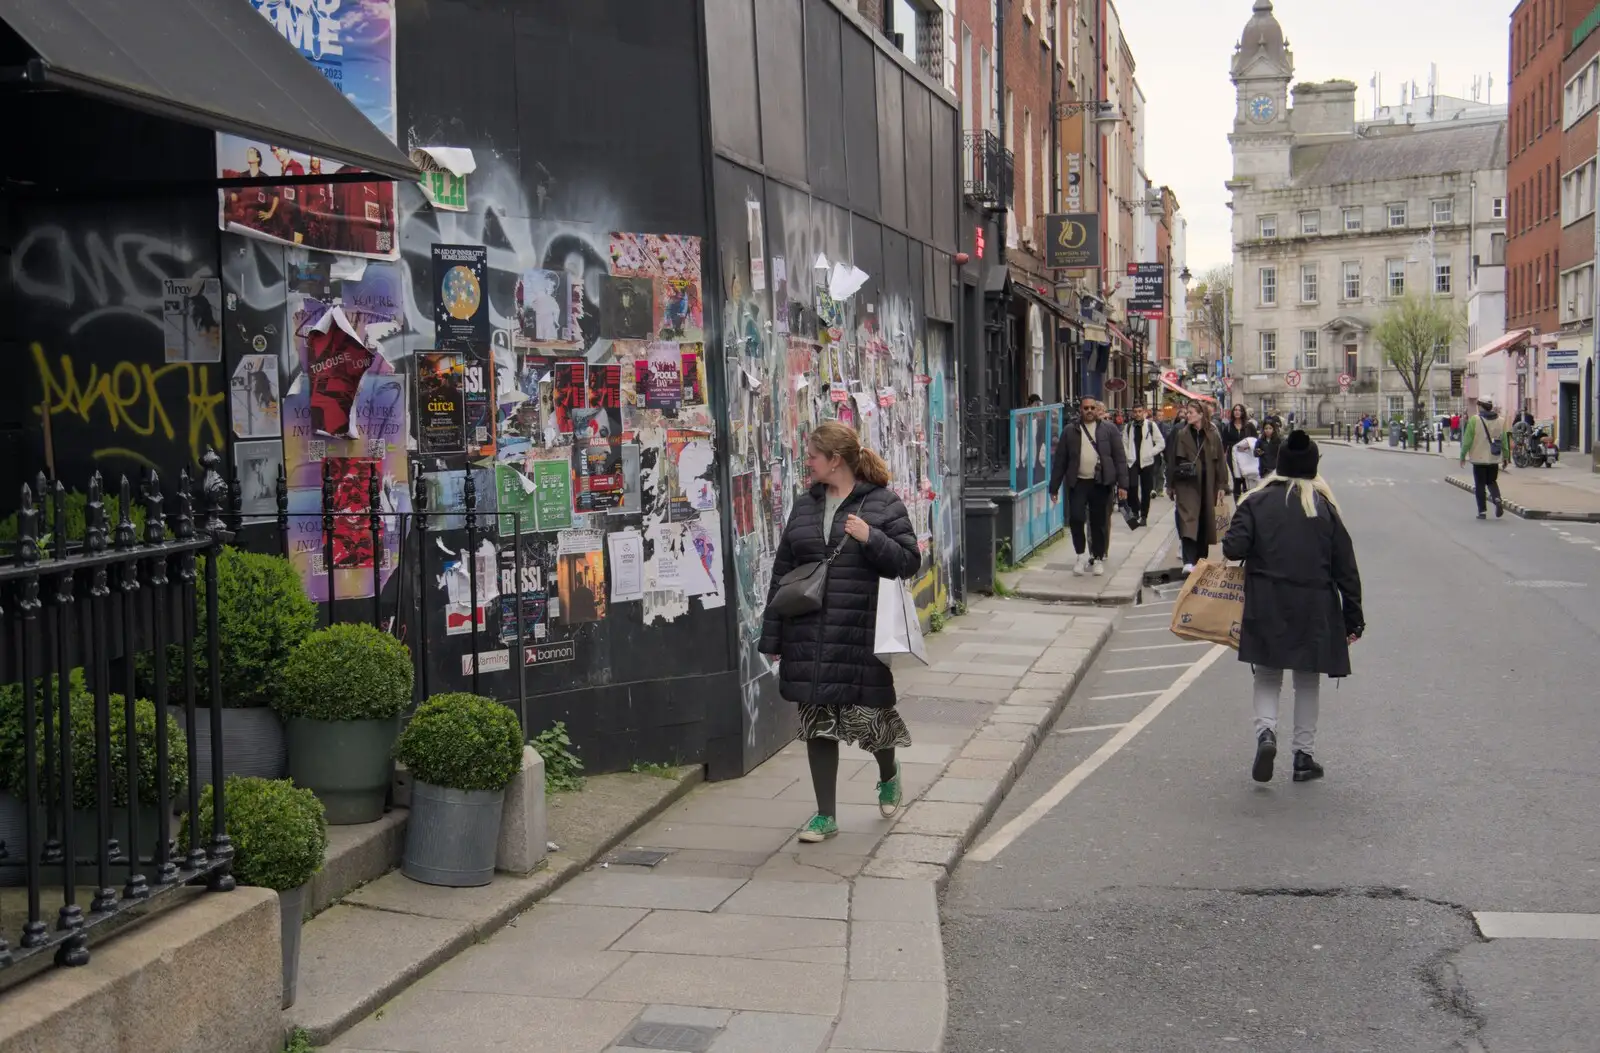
[{"xmin": 31, "ymin": 343, "xmax": 226, "ymax": 465}]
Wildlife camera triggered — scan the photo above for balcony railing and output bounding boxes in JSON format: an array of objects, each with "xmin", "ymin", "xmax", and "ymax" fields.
[{"xmin": 962, "ymin": 130, "xmax": 1013, "ymax": 208}]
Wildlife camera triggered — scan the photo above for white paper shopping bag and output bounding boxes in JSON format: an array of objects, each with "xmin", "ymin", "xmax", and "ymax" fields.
[{"xmin": 874, "ymin": 577, "xmax": 929, "ymax": 666}]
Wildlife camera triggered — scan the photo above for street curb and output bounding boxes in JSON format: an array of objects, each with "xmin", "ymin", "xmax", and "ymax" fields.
[
  {"xmin": 848, "ymin": 612, "xmax": 1117, "ymax": 1053},
  {"xmin": 1325, "ymin": 438, "xmax": 1445, "ymax": 457},
  {"xmin": 1011, "ymin": 519, "xmax": 1178, "ymax": 607},
  {"xmin": 290, "ymin": 766, "xmax": 702, "ymax": 1047},
  {"xmin": 1443, "ymin": 474, "xmax": 1600, "ymax": 522}
]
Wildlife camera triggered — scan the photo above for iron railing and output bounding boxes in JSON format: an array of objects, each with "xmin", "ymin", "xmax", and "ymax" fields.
[
  {"xmin": 0, "ymin": 453, "xmax": 234, "ymax": 975},
  {"xmin": 962, "ymin": 130, "xmax": 1013, "ymax": 207}
]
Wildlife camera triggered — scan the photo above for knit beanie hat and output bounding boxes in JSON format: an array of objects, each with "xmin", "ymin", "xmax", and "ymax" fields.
[{"xmin": 1277, "ymin": 429, "xmax": 1320, "ymax": 479}]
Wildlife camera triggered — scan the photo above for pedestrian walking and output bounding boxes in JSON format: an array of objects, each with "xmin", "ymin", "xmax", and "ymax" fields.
[
  {"xmin": 1231, "ymin": 421, "xmax": 1262, "ymax": 492},
  {"xmin": 1122, "ymin": 402, "xmax": 1166, "ymax": 528},
  {"xmin": 1256, "ymin": 419, "xmax": 1282, "ymax": 478},
  {"xmin": 1049, "ymin": 399, "xmax": 1129, "ymax": 577},
  {"xmin": 1219, "ymin": 404, "xmax": 1251, "ymax": 498},
  {"xmin": 760, "ymin": 421, "xmax": 921, "ymax": 843},
  {"xmin": 1165, "ymin": 400, "xmax": 1229, "ymax": 574},
  {"xmin": 1459, "ymin": 396, "xmax": 1509, "ymax": 520},
  {"xmin": 1223, "ymin": 430, "xmax": 1364, "ymax": 783}
]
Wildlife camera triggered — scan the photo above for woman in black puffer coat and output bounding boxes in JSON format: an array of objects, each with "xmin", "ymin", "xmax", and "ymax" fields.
[{"xmin": 761, "ymin": 421, "xmax": 921, "ymax": 844}]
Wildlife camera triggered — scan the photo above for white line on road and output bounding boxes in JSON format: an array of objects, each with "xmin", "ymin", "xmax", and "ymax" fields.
[
  {"xmin": 1104, "ymin": 662, "xmax": 1196, "ymax": 674},
  {"xmin": 1087, "ymin": 690, "xmax": 1163, "ymax": 700},
  {"xmin": 967, "ymin": 644, "xmax": 1227, "ymax": 863},
  {"xmin": 1124, "ymin": 611, "xmax": 1174, "ymax": 621},
  {"xmin": 1114, "ymin": 626, "xmax": 1174, "ymax": 634},
  {"xmin": 1055, "ymin": 722, "xmax": 1130, "ymax": 735},
  {"xmin": 1111, "ymin": 641, "xmax": 1211, "ymax": 652}
]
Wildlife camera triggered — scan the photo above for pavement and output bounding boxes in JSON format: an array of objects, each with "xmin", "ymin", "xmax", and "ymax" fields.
[
  {"xmin": 1444, "ymin": 461, "xmax": 1600, "ymax": 521},
  {"xmin": 998, "ymin": 497, "xmax": 1178, "ymax": 605},
  {"xmin": 943, "ymin": 443, "xmax": 1600, "ymax": 1053},
  {"xmin": 315, "ymin": 535, "xmax": 1152, "ymax": 1052}
]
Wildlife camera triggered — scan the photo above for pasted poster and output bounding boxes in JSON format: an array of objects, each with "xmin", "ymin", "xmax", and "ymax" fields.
[
  {"xmin": 234, "ymin": 440, "xmax": 283, "ymax": 520},
  {"xmin": 496, "ymin": 356, "xmax": 542, "ymax": 462},
  {"xmin": 497, "ymin": 532, "xmax": 553, "ymax": 645},
  {"xmin": 555, "ymin": 528, "xmax": 606, "ymax": 623},
  {"xmin": 463, "ymin": 352, "xmax": 495, "ymax": 457},
  {"xmin": 602, "ymin": 275, "xmax": 654, "ymax": 339},
  {"xmin": 433, "ymin": 245, "xmax": 489, "ymax": 345},
  {"xmin": 731, "ymin": 472, "xmax": 756, "ymax": 536},
  {"xmin": 586, "ymin": 363, "xmax": 621, "ymax": 410},
  {"xmin": 645, "ymin": 342, "xmax": 682, "ymax": 410},
  {"xmin": 572, "ymin": 408, "xmax": 624, "ymax": 513},
  {"xmin": 514, "ymin": 269, "xmax": 573, "ymax": 348},
  {"xmin": 440, "ymin": 537, "xmax": 499, "ymax": 636},
  {"xmin": 324, "ymin": 457, "xmax": 383, "ymax": 569},
  {"xmin": 422, "ymin": 467, "xmax": 493, "ymax": 531},
  {"xmin": 231, "ymin": 354, "xmax": 281, "ymax": 438},
  {"xmin": 655, "ymin": 275, "xmax": 703, "ymax": 340},
  {"xmin": 681, "ymin": 345, "xmax": 706, "ymax": 406},
  {"xmin": 608, "ymin": 529, "xmax": 645, "ymax": 602},
  {"xmin": 529, "ymin": 455, "xmax": 573, "ymax": 531},
  {"xmin": 301, "ymin": 305, "xmax": 388, "ymax": 438},
  {"xmin": 218, "ymin": 0, "xmax": 399, "ymax": 260},
  {"xmin": 666, "ymin": 428, "xmax": 715, "ymax": 522},
  {"xmin": 610, "ymin": 444, "xmax": 642, "ymax": 516},
  {"xmin": 495, "ymin": 462, "xmax": 538, "ymax": 535},
  {"xmin": 162, "ymin": 278, "xmax": 222, "ymax": 363},
  {"xmin": 417, "ymin": 352, "xmax": 466, "ymax": 453},
  {"xmin": 552, "ymin": 360, "xmax": 585, "ymax": 434}
]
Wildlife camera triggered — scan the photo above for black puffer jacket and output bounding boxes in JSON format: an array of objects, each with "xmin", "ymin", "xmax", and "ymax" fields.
[{"xmin": 759, "ymin": 481, "xmax": 921, "ymax": 709}]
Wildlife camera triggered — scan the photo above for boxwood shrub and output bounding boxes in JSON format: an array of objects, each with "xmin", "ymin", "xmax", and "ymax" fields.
[
  {"xmin": 394, "ymin": 693, "xmax": 523, "ymax": 793},
  {"xmin": 0, "ymin": 684, "xmax": 187, "ymax": 809},
  {"xmin": 275, "ymin": 622, "xmax": 413, "ymax": 723},
  {"xmin": 182, "ymin": 776, "xmax": 327, "ymax": 892}
]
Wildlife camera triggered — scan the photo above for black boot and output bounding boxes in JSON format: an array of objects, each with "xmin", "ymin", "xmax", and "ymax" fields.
[
  {"xmin": 1252, "ymin": 728, "xmax": 1277, "ymax": 782},
  {"xmin": 1292, "ymin": 751, "xmax": 1324, "ymax": 782}
]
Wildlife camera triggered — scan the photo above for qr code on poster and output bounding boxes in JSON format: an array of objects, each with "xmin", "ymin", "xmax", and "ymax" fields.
[
  {"xmin": 375, "ymin": 231, "xmax": 393, "ymax": 252},
  {"xmin": 309, "ymin": 554, "xmax": 327, "ymax": 576},
  {"xmin": 308, "ymin": 440, "xmax": 328, "ymax": 461},
  {"xmin": 366, "ymin": 439, "xmax": 386, "ymax": 459}
]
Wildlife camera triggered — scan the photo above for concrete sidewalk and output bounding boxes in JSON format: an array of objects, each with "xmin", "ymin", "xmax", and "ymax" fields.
[
  {"xmin": 1445, "ymin": 468, "xmax": 1600, "ymax": 521},
  {"xmin": 322, "ymin": 588, "xmax": 1139, "ymax": 1052},
  {"xmin": 997, "ymin": 495, "xmax": 1177, "ymax": 605}
]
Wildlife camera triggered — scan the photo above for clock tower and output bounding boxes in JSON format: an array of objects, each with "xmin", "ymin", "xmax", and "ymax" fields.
[{"xmin": 1228, "ymin": 0, "xmax": 1293, "ymax": 190}]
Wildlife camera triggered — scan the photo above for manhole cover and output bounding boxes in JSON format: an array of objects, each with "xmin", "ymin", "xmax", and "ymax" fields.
[
  {"xmin": 608, "ymin": 848, "xmax": 671, "ymax": 867},
  {"xmin": 621, "ymin": 1022, "xmax": 719, "ymax": 1051},
  {"xmin": 1509, "ymin": 580, "xmax": 1587, "ymax": 589}
]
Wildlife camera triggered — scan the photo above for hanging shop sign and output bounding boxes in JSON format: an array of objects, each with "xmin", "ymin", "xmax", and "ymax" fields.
[{"xmin": 1045, "ymin": 213, "xmax": 1100, "ymax": 270}]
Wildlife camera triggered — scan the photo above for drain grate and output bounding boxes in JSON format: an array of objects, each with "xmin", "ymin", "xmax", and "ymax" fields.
[
  {"xmin": 620, "ymin": 1022, "xmax": 719, "ymax": 1051},
  {"xmin": 608, "ymin": 847, "xmax": 672, "ymax": 867}
]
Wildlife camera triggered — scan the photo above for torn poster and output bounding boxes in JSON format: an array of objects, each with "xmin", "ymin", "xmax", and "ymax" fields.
[
  {"xmin": 601, "ymin": 275, "xmax": 654, "ymax": 340},
  {"xmin": 529, "ymin": 455, "xmax": 573, "ymax": 531},
  {"xmin": 655, "ymin": 275, "xmax": 703, "ymax": 341},
  {"xmin": 610, "ymin": 444, "xmax": 642, "ymax": 517},
  {"xmin": 463, "ymin": 351, "xmax": 495, "ymax": 457},
  {"xmin": 681, "ymin": 344, "xmax": 706, "ymax": 406},
  {"xmin": 162, "ymin": 278, "xmax": 223, "ymax": 364},
  {"xmin": 441, "ymin": 536, "xmax": 500, "ymax": 635},
  {"xmin": 572, "ymin": 408, "xmax": 624, "ymax": 513},
  {"xmin": 772, "ymin": 256, "xmax": 789, "ymax": 335},
  {"xmin": 555, "ymin": 529, "xmax": 606, "ymax": 623},
  {"xmin": 828, "ymin": 263, "xmax": 869, "ymax": 301},
  {"xmin": 303, "ymin": 304, "xmax": 388, "ymax": 438},
  {"xmin": 495, "ymin": 462, "xmax": 539, "ymax": 535},
  {"xmin": 495, "ymin": 356, "xmax": 542, "ymax": 462},
  {"xmin": 645, "ymin": 342, "xmax": 682, "ymax": 410},
  {"xmin": 552, "ymin": 360, "xmax": 585, "ymax": 434},
  {"xmin": 323, "ymin": 457, "xmax": 383, "ymax": 569},
  {"xmin": 422, "ymin": 467, "xmax": 493, "ymax": 532},
  {"xmin": 231, "ymin": 354, "xmax": 281, "ymax": 439},
  {"xmin": 731, "ymin": 472, "xmax": 756, "ymax": 537},
  {"xmin": 432, "ymin": 244, "xmax": 489, "ymax": 345},
  {"xmin": 233, "ymin": 440, "xmax": 283, "ymax": 521},
  {"xmin": 514, "ymin": 269, "xmax": 574, "ymax": 348},
  {"xmin": 607, "ymin": 232, "xmax": 702, "ymax": 279},
  {"xmin": 417, "ymin": 351, "xmax": 466, "ymax": 453},
  {"xmin": 412, "ymin": 147, "xmax": 476, "ymax": 212},
  {"xmin": 607, "ymin": 529, "xmax": 645, "ymax": 603},
  {"xmin": 498, "ymin": 533, "xmax": 556, "ymax": 642},
  {"xmin": 746, "ymin": 200, "xmax": 766, "ymax": 291},
  {"xmin": 652, "ymin": 515, "xmax": 724, "ymax": 601},
  {"xmin": 666, "ymin": 429, "xmax": 716, "ymax": 522}
]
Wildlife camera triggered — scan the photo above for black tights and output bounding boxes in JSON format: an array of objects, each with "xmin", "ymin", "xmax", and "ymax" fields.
[{"xmin": 806, "ymin": 738, "xmax": 896, "ymax": 818}]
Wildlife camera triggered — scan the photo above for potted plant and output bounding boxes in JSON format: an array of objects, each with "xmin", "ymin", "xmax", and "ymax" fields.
[
  {"xmin": 276, "ymin": 623, "xmax": 412, "ymax": 825},
  {"xmin": 183, "ymin": 776, "xmax": 327, "ymax": 1008},
  {"xmin": 393, "ymin": 693, "xmax": 523, "ymax": 887},
  {"xmin": 141, "ymin": 547, "xmax": 316, "ymax": 783}
]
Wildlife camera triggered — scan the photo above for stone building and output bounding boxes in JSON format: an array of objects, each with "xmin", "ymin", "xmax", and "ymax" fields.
[{"xmin": 1226, "ymin": 0, "xmax": 1507, "ymax": 425}]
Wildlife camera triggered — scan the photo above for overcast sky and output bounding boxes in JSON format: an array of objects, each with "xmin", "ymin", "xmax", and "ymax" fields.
[{"xmin": 1119, "ymin": 0, "xmax": 1514, "ymax": 273}]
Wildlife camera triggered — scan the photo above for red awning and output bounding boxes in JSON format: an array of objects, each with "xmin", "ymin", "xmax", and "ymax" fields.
[
  {"xmin": 1158, "ymin": 376, "xmax": 1217, "ymax": 403},
  {"xmin": 1107, "ymin": 323, "xmax": 1134, "ymax": 348},
  {"xmin": 1465, "ymin": 328, "xmax": 1533, "ymax": 364}
]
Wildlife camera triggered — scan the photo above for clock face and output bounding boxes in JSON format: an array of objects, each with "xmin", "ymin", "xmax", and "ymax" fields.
[{"xmin": 1249, "ymin": 94, "xmax": 1277, "ymax": 123}]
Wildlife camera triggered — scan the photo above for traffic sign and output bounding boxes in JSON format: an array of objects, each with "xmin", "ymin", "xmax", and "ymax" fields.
[
  {"xmin": 1105, "ymin": 377, "xmax": 1128, "ymax": 393},
  {"xmin": 1222, "ymin": 377, "xmax": 1234, "ymax": 391},
  {"xmin": 1338, "ymin": 371, "xmax": 1352, "ymax": 392},
  {"xmin": 1162, "ymin": 370, "xmax": 1179, "ymax": 385},
  {"xmin": 1285, "ymin": 370, "xmax": 1302, "ymax": 388}
]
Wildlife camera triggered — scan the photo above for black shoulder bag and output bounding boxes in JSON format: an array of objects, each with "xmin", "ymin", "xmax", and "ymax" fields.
[{"xmin": 766, "ymin": 496, "xmax": 861, "ymax": 619}]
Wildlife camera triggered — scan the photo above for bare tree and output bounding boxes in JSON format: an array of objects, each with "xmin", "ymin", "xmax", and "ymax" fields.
[
  {"xmin": 1373, "ymin": 292, "xmax": 1466, "ymax": 429},
  {"xmin": 1189, "ymin": 264, "xmax": 1233, "ymax": 374}
]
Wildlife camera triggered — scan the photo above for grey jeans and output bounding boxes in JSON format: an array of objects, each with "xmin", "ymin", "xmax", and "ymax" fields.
[{"xmin": 1253, "ymin": 666, "xmax": 1321, "ymax": 753}]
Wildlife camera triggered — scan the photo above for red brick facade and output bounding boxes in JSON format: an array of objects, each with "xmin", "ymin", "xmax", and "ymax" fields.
[
  {"xmin": 1560, "ymin": 2, "xmax": 1600, "ymax": 300},
  {"xmin": 1508, "ymin": 0, "xmax": 1565, "ymax": 335}
]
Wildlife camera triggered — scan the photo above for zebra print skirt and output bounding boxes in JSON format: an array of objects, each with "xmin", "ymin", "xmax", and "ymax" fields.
[{"xmin": 797, "ymin": 703, "xmax": 912, "ymax": 754}]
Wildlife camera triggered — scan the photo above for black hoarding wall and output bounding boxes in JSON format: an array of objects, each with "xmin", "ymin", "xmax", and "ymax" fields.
[{"xmin": 705, "ymin": 0, "xmax": 963, "ymax": 772}]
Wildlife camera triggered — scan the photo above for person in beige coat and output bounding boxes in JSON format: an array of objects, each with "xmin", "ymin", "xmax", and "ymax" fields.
[{"xmin": 1459, "ymin": 396, "xmax": 1509, "ymax": 519}]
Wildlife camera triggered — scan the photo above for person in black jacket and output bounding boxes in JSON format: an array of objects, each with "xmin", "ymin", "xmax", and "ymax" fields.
[
  {"xmin": 1222, "ymin": 431, "xmax": 1364, "ymax": 784},
  {"xmin": 1048, "ymin": 400, "xmax": 1129, "ymax": 576},
  {"xmin": 761, "ymin": 421, "xmax": 922, "ymax": 843},
  {"xmin": 1255, "ymin": 419, "xmax": 1282, "ymax": 479}
]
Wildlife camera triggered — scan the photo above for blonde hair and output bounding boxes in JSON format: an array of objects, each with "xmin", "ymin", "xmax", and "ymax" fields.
[
  {"xmin": 810, "ymin": 420, "xmax": 891, "ymax": 486},
  {"xmin": 1241, "ymin": 473, "xmax": 1342, "ymax": 518}
]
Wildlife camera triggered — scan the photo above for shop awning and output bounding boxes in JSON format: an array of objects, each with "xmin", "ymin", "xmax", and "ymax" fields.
[
  {"xmin": 1158, "ymin": 376, "xmax": 1217, "ymax": 403},
  {"xmin": 1107, "ymin": 322, "xmax": 1135, "ymax": 349},
  {"xmin": 0, "ymin": 0, "xmax": 420, "ymax": 182},
  {"xmin": 1465, "ymin": 328, "xmax": 1534, "ymax": 365}
]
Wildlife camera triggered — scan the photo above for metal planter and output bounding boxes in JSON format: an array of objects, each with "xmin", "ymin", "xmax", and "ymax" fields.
[
  {"xmin": 284, "ymin": 716, "xmax": 397, "ymax": 825},
  {"xmin": 168, "ymin": 705, "xmax": 289, "ymax": 785},
  {"xmin": 279, "ymin": 884, "xmax": 306, "ymax": 1009},
  {"xmin": 0, "ymin": 790, "xmax": 26, "ymax": 888},
  {"xmin": 402, "ymin": 780, "xmax": 504, "ymax": 887}
]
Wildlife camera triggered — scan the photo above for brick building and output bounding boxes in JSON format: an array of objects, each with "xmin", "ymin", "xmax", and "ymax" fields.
[
  {"xmin": 1508, "ymin": 0, "xmax": 1564, "ymax": 338},
  {"xmin": 1558, "ymin": 0, "xmax": 1600, "ymax": 452}
]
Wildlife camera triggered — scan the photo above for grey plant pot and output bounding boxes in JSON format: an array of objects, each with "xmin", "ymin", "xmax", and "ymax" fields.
[
  {"xmin": 279, "ymin": 884, "xmax": 306, "ymax": 1009},
  {"xmin": 0, "ymin": 790, "xmax": 28, "ymax": 888},
  {"xmin": 284, "ymin": 716, "xmax": 397, "ymax": 825},
  {"xmin": 167, "ymin": 706, "xmax": 289, "ymax": 785},
  {"xmin": 402, "ymin": 780, "xmax": 505, "ymax": 888}
]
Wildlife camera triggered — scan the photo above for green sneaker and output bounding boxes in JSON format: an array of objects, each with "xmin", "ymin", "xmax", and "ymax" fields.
[
  {"xmin": 877, "ymin": 763, "xmax": 903, "ymax": 818},
  {"xmin": 797, "ymin": 814, "xmax": 838, "ymax": 843}
]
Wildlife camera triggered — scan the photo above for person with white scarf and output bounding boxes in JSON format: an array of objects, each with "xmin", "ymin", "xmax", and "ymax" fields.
[{"xmin": 1121, "ymin": 404, "xmax": 1166, "ymax": 527}]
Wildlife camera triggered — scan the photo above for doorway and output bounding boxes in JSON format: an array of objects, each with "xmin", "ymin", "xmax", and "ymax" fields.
[
  {"xmin": 1586, "ymin": 359, "xmax": 1594, "ymax": 454},
  {"xmin": 1560, "ymin": 382, "xmax": 1580, "ymax": 450}
]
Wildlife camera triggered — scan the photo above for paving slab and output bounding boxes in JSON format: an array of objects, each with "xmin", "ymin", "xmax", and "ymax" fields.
[
  {"xmin": 707, "ymin": 1011, "xmax": 835, "ymax": 1053},
  {"xmin": 549, "ymin": 872, "xmax": 747, "ymax": 912},
  {"xmin": 338, "ymin": 989, "xmax": 641, "ymax": 1053},
  {"xmin": 589, "ymin": 953, "xmax": 844, "ymax": 1016},
  {"xmin": 718, "ymin": 879, "xmax": 850, "ymax": 920},
  {"xmin": 830, "ymin": 980, "xmax": 947, "ymax": 1053},
  {"xmin": 614, "ymin": 910, "xmax": 846, "ymax": 960}
]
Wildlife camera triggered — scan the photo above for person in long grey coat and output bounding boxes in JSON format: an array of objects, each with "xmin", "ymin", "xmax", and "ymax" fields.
[
  {"xmin": 1165, "ymin": 400, "xmax": 1230, "ymax": 572},
  {"xmin": 1222, "ymin": 430, "xmax": 1364, "ymax": 784}
]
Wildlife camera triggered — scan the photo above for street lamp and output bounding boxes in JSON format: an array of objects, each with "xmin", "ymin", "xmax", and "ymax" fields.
[{"xmin": 1053, "ymin": 97, "xmax": 1124, "ymax": 124}]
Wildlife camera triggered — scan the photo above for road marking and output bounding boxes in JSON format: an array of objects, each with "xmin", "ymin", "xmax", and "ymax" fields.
[
  {"xmin": 1114, "ymin": 626, "xmax": 1175, "ymax": 634},
  {"xmin": 968, "ymin": 644, "xmax": 1227, "ymax": 862},
  {"xmin": 1124, "ymin": 611, "xmax": 1174, "ymax": 621},
  {"xmin": 1473, "ymin": 912, "xmax": 1600, "ymax": 940},
  {"xmin": 1087, "ymin": 690, "xmax": 1163, "ymax": 700},
  {"xmin": 1111, "ymin": 641, "xmax": 1211, "ymax": 652},
  {"xmin": 1055, "ymin": 722, "xmax": 1130, "ymax": 735},
  {"xmin": 1104, "ymin": 662, "xmax": 1196, "ymax": 674}
]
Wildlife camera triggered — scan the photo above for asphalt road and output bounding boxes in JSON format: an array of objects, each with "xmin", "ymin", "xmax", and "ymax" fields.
[{"xmin": 944, "ymin": 444, "xmax": 1600, "ymax": 1053}]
